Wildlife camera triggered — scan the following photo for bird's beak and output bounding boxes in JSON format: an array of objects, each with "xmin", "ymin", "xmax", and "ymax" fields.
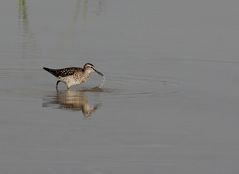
[{"xmin": 93, "ymin": 68, "xmax": 104, "ymax": 76}]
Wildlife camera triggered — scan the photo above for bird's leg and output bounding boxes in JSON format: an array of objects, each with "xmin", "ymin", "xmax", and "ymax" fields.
[{"xmin": 56, "ymin": 80, "xmax": 61, "ymax": 91}]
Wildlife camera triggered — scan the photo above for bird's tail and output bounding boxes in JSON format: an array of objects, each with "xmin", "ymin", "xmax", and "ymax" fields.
[{"xmin": 43, "ymin": 67, "xmax": 58, "ymax": 77}]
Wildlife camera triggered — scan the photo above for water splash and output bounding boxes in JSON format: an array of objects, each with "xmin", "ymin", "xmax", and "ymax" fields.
[{"xmin": 98, "ymin": 75, "xmax": 105, "ymax": 88}]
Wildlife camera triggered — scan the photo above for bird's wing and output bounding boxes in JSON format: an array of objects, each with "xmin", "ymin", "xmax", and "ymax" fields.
[
  {"xmin": 55, "ymin": 67, "xmax": 82, "ymax": 77},
  {"xmin": 43, "ymin": 67, "xmax": 82, "ymax": 77}
]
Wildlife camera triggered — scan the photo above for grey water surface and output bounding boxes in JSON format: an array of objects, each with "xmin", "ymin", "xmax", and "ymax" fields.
[{"xmin": 0, "ymin": 0, "xmax": 239, "ymax": 173}]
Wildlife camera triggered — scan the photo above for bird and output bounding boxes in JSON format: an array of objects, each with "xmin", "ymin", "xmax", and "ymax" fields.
[{"xmin": 43, "ymin": 63, "xmax": 104, "ymax": 90}]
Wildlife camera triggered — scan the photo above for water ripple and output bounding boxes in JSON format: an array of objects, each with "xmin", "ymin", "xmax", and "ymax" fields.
[{"xmin": 103, "ymin": 73, "xmax": 182, "ymax": 99}]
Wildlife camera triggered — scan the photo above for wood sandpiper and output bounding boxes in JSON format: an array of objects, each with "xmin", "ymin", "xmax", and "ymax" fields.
[{"xmin": 43, "ymin": 63, "xmax": 104, "ymax": 90}]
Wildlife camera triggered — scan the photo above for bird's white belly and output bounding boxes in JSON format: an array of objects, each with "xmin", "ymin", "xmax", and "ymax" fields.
[{"xmin": 59, "ymin": 76, "xmax": 81, "ymax": 88}]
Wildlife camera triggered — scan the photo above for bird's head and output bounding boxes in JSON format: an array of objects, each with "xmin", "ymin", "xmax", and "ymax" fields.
[{"xmin": 83, "ymin": 63, "xmax": 104, "ymax": 76}]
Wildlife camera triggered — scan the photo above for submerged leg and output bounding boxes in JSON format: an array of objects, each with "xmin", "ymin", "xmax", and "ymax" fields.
[{"xmin": 56, "ymin": 80, "xmax": 61, "ymax": 91}]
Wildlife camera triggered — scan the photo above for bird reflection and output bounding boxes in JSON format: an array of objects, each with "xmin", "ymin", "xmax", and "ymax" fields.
[{"xmin": 42, "ymin": 90, "xmax": 101, "ymax": 118}]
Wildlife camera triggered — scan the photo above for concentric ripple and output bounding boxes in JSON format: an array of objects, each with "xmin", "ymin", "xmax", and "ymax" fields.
[{"xmin": 102, "ymin": 73, "xmax": 182, "ymax": 99}]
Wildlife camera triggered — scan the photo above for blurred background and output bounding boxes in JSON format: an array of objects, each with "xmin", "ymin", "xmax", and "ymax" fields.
[{"xmin": 0, "ymin": 0, "xmax": 239, "ymax": 173}]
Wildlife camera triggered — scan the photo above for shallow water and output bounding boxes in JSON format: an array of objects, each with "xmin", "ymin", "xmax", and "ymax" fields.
[{"xmin": 0, "ymin": 0, "xmax": 239, "ymax": 173}]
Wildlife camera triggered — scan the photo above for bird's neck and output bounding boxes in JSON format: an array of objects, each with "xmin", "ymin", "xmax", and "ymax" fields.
[{"xmin": 84, "ymin": 68, "xmax": 94, "ymax": 75}]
